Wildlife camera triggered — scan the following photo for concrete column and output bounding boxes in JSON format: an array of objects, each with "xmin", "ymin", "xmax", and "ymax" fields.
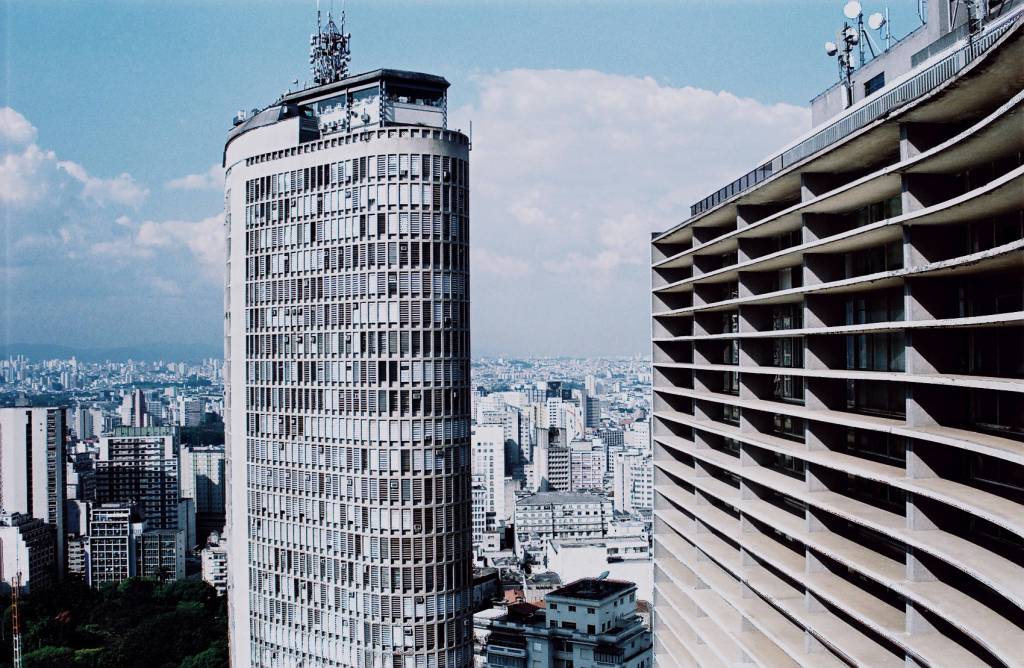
[{"xmin": 906, "ymin": 494, "xmax": 938, "ymax": 531}]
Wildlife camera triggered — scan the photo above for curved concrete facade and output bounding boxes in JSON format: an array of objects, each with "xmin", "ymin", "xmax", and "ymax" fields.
[
  {"xmin": 224, "ymin": 73, "xmax": 472, "ymax": 667},
  {"xmin": 650, "ymin": 15, "xmax": 1024, "ymax": 668}
]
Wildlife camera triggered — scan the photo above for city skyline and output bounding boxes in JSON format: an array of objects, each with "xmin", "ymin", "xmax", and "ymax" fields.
[{"xmin": 0, "ymin": 1, "xmax": 927, "ymax": 357}]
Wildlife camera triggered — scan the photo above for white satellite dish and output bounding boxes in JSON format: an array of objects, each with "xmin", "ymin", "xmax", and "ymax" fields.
[
  {"xmin": 825, "ymin": 41, "xmax": 839, "ymax": 56},
  {"xmin": 868, "ymin": 12, "xmax": 886, "ymax": 30},
  {"xmin": 845, "ymin": 27, "xmax": 860, "ymax": 44},
  {"xmin": 844, "ymin": 1, "xmax": 863, "ymax": 19}
]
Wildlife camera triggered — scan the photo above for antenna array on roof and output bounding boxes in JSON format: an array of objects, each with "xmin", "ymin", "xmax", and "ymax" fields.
[{"xmin": 310, "ymin": 1, "xmax": 351, "ymax": 86}]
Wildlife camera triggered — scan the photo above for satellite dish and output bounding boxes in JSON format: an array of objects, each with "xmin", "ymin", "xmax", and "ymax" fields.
[
  {"xmin": 843, "ymin": 1, "xmax": 862, "ymax": 19},
  {"xmin": 845, "ymin": 27, "xmax": 860, "ymax": 44},
  {"xmin": 825, "ymin": 41, "xmax": 838, "ymax": 56},
  {"xmin": 868, "ymin": 12, "xmax": 886, "ymax": 30}
]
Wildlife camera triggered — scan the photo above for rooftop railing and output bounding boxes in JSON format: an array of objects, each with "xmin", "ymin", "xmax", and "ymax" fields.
[{"xmin": 688, "ymin": 9, "xmax": 1022, "ymax": 219}]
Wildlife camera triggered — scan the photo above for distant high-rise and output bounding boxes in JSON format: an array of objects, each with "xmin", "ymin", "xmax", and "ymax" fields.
[
  {"xmin": 180, "ymin": 444, "xmax": 226, "ymax": 545},
  {"xmin": 0, "ymin": 407, "xmax": 67, "ymax": 578},
  {"xmin": 119, "ymin": 389, "xmax": 148, "ymax": 428},
  {"xmin": 650, "ymin": 5, "xmax": 1024, "ymax": 666},
  {"xmin": 223, "ymin": 14, "xmax": 473, "ymax": 666},
  {"xmin": 96, "ymin": 426, "xmax": 181, "ymax": 531}
]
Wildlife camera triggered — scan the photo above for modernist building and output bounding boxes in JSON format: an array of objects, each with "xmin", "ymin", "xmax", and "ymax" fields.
[
  {"xmin": 485, "ymin": 578, "xmax": 653, "ymax": 668},
  {"xmin": 180, "ymin": 444, "xmax": 227, "ymax": 545},
  {"xmin": 201, "ymin": 530, "xmax": 229, "ymax": 596},
  {"xmin": 0, "ymin": 407, "xmax": 67, "ymax": 577},
  {"xmin": 471, "ymin": 424, "xmax": 507, "ymax": 531},
  {"xmin": 136, "ymin": 528, "xmax": 186, "ymax": 581},
  {"xmin": 97, "ymin": 426, "xmax": 182, "ymax": 531},
  {"xmin": 0, "ymin": 511, "xmax": 58, "ymax": 595},
  {"xmin": 87, "ymin": 503, "xmax": 137, "ymax": 586},
  {"xmin": 650, "ymin": 3, "xmax": 1023, "ymax": 667},
  {"xmin": 223, "ymin": 21, "xmax": 472, "ymax": 667},
  {"xmin": 514, "ymin": 492, "xmax": 611, "ymax": 562}
]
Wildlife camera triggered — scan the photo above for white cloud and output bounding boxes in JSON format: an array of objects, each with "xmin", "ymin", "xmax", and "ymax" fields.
[
  {"xmin": 0, "ymin": 107, "xmax": 148, "ymax": 209},
  {"xmin": 0, "ymin": 107, "xmax": 37, "ymax": 145},
  {"xmin": 91, "ymin": 214, "xmax": 225, "ymax": 280},
  {"xmin": 58, "ymin": 160, "xmax": 149, "ymax": 208},
  {"xmin": 166, "ymin": 164, "xmax": 223, "ymax": 191},
  {"xmin": 451, "ymin": 68, "xmax": 810, "ymax": 353},
  {"xmin": 0, "ymin": 143, "xmax": 56, "ymax": 205},
  {"xmin": 148, "ymin": 276, "xmax": 184, "ymax": 297},
  {"xmin": 474, "ymin": 247, "xmax": 530, "ymax": 277}
]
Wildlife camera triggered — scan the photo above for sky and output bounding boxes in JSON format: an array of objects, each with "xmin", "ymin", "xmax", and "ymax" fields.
[{"xmin": 0, "ymin": 0, "xmax": 925, "ymax": 358}]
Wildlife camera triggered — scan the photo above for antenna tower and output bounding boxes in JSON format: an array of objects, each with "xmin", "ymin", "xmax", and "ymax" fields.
[
  {"xmin": 12, "ymin": 572, "xmax": 23, "ymax": 668},
  {"xmin": 310, "ymin": 1, "xmax": 352, "ymax": 86}
]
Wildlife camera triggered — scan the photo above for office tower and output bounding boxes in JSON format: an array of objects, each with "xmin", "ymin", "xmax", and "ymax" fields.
[
  {"xmin": 0, "ymin": 407, "xmax": 67, "ymax": 577},
  {"xmin": 0, "ymin": 511, "xmax": 58, "ymax": 594},
  {"xmin": 136, "ymin": 529, "xmax": 185, "ymax": 581},
  {"xmin": 178, "ymin": 397, "xmax": 204, "ymax": 427},
  {"xmin": 534, "ymin": 426, "xmax": 571, "ymax": 492},
  {"xmin": 472, "ymin": 425, "xmax": 506, "ymax": 527},
  {"xmin": 72, "ymin": 405, "xmax": 94, "ymax": 440},
  {"xmin": 626, "ymin": 418, "xmax": 651, "ymax": 451},
  {"xmin": 223, "ymin": 17, "xmax": 472, "ymax": 666},
  {"xmin": 97, "ymin": 426, "xmax": 181, "ymax": 530},
  {"xmin": 119, "ymin": 389, "xmax": 148, "ymax": 428},
  {"xmin": 612, "ymin": 450, "xmax": 654, "ymax": 515},
  {"xmin": 180, "ymin": 444, "xmax": 227, "ymax": 545},
  {"xmin": 650, "ymin": 5, "xmax": 1023, "ymax": 667},
  {"xmin": 87, "ymin": 503, "xmax": 138, "ymax": 586},
  {"xmin": 485, "ymin": 579, "xmax": 652, "ymax": 667},
  {"xmin": 568, "ymin": 438, "xmax": 606, "ymax": 491}
]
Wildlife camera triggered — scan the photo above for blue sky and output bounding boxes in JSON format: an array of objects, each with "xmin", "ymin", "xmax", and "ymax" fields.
[{"xmin": 1, "ymin": 0, "xmax": 924, "ymax": 357}]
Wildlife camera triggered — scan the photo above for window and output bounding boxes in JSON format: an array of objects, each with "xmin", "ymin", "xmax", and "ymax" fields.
[{"xmin": 863, "ymin": 72, "xmax": 885, "ymax": 97}]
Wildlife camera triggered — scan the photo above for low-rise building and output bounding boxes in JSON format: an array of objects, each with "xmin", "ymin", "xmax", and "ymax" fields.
[
  {"xmin": 514, "ymin": 492, "xmax": 611, "ymax": 562},
  {"xmin": 200, "ymin": 530, "xmax": 228, "ymax": 596},
  {"xmin": 485, "ymin": 578, "xmax": 652, "ymax": 668}
]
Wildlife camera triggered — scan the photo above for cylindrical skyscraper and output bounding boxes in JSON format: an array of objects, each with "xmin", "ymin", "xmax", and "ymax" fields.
[{"xmin": 223, "ymin": 34, "xmax": 472, "ymax": 665}]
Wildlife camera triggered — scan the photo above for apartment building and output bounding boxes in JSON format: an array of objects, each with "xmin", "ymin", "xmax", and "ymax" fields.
[{"xmin": 650, "ymin": 4, "xmax": 1024, "ymax": 666}]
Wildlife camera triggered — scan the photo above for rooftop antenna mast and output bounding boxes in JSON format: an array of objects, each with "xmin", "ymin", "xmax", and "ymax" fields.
[
  {"xmin": 12, "ymin": 568, "xmax": 23, "ymax": 668},
  {"xmin": 310, "ymin": 0, "xmax": 351, "ymax": 86}
]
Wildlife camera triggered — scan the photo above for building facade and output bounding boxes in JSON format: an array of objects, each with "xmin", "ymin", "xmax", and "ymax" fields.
[
  {"xmin": 87, "ymin": 503, "xmax": 136, "ymax": 586},
  {"xmin": 650, "ymin": 5, "xmax": 1024, "ymax": 667},
  {"xmin": 224, "ymin": 63, "xmax": 473, "ymax": 666},
  {"xmin": 97, "ymin": 426, "xmax": 181, "ymax": 530},
  {"xmin": 0, "ymin": 407, "xmax": 67, "ymax": 577},
  {"xmin": 513, "ymin": 492, "xmax": 611, "ymax": 562},
  {"xmin": 201, "ymin": 530, "xmax": 229, "ymax": 596},
  {"xmin": 180, "ymin": 444, "xmax": 227, "ymax": 545},
  {"xmin": 0, "ymin": 511, "xmax": 58, "ymax": 595}
]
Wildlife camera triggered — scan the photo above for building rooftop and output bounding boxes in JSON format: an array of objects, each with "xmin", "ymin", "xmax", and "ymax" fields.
[
  {"xmin": 526, "ymin": 571, "xmax": 562, "ymax": 585},
  {"xmin": 278, "ymin": 68, "xmax": 449, "ymax": 106},
  {"xmin": 680, "ymin": 5, "xmax": 1024, "ymax": 224},
  {"xmin": 548, "ymin": 578, "xmax": 636, "ymax": 602},
  {"xmin": 517, "ymin": 492, "xmax": 605, "ymax": 506}
]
